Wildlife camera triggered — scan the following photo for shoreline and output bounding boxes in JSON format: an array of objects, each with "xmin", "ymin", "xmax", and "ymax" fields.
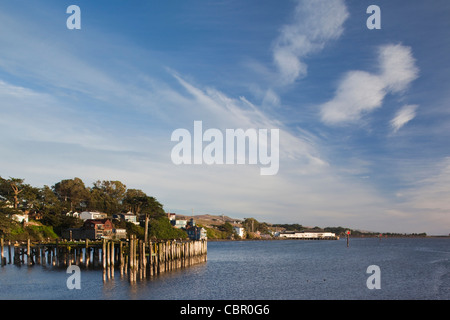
[{"xmin": 207, "ymin": 235, "xmax": 450, "ymax": 242}]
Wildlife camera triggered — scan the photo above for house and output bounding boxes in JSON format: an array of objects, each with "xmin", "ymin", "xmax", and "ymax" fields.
[
  {"xmin": 113, "ymin": 212, "xmax": 139, "ymax": 225},
  {"xmin": 12, "ymin": 213, "xmax": 28, "ymax": 223},
  {"xmin": 171, "ymin": 219, "xmax": 187, "ymax": 229},
  {"xmin": 80, "ymin": 211, "xmax": 107, "ymax": 221},
  {"xmin": 83, "ymin": 219, "xmax": 113, "ymax": 239},
  {"xmin": 186, "ymin": 225, "xmax": 207, "ymax": 240},
  {"xmin": 112, "ymin": 228, "xmax": 127, "ymax": 240},
  {"xmin": 167, "ymin": 213, "xmax": 176, "ymax": 221},
  {"xmin": 233, "ymin": 226, "xmax": 245, "ymax": 239},
  {"xmin": 62, "ymin": 219, "xmax": 126, "ymax": 240}
]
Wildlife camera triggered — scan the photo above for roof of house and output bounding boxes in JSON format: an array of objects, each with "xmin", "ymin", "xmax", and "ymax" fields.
[{"xmin": 84, "ymin": 218, "xmax": 111, "ymax": 225}]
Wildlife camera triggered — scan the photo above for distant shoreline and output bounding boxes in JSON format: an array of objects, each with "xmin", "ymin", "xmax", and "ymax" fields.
[{"xmin": 207, "ymin": 235, "xmax": 450, "ymax": 242}]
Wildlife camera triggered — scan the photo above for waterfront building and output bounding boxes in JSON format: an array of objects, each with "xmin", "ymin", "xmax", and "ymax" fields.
[
  {"xmin": 84, "ymin": 219, "xmax": 114, "ymax": 239},
  {"xmin": 233, "ymin": 226, "xmax": 245, "ymax": 238},
  {"xmin": 113, "ymin": 212, "xmax": 139, "ymax": 225},
  {"xmin": 62, "ymin": 218, "xmax": 116, "ymax": 240},
  {"xmin": 171, "ymin": 219, "xmax": 187, "ymax": 229},
  {"xmin": 278, "ymin": 231, "xmax": 337, "ymax": 239},
  {"xmin": 80, "ymin": 211, "xmax": 108, "ymax": 221},
  {"xmin": 186, "ymin": 225, "xmax": 207, "ymax": 240}
]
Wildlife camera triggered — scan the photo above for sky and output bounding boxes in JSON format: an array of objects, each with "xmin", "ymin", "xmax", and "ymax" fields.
[{"xmin": 0, "ymin": 0, "xmax": 449, "ymax": 235}]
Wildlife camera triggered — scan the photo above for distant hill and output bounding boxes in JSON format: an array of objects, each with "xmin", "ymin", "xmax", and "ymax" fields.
[{"xmin": 174, "ymin": 214, "xmax": 243, "ymax": 227}]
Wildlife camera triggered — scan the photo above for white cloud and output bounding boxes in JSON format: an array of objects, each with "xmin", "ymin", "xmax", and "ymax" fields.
[
  {"xmin": 320, "ymin": 71, "xmax": 386, "ymax": 124},
  {"xmin": 319, "ymin": 44, "xmax": 419, "ymax": 125},
  {"xmin": 390, "ymin": 104, "xmax": 418, "ymax": 133},
  {"xmin": 272, "ymin": 0, "xmax": 349, "ymax": 86},
  {"xmin": 379, "ymin": 44, "xmax": 419, "ymax": 93}
]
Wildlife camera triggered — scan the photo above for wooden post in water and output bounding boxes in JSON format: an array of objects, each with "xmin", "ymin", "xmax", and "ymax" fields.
[
  {"xmin": 14, "ymin": 246, "xmax": 19, "ymax": 265},
  {"xmin": 148, "ymin": 240, "xmax": 153, "ymax": 276},
  {"xmin": 129, "ymin": 236, "xmax": 133, "ymax": 281},
  {"xmin": 8, "ymin": 240, "xmax": 12, "ymax": 264},
  {"xmin": 138, "ymin": 240, "xmax": 143, "ymax": 280},
  {"xmin": 142, "ymin": 240, "xmax": 146, "ymax": 279},
  {"xmin": 84, "ymin": 239, "xmax": 89, "ymax": 268},
  {"xmin": 36, "ymin": 246, "xmax": 41, "ymax": 265},
  {"xmin": 110, "ymin": 241, "xmax": 115, "ymax": 279},
  {"xmin": 129, "ymin": 235, "xmax": 136, "ymax": 283},
  {"xmin": 102, "ymin": 239, "xmax": 107, "ymax": 270},
  {"xmin": 27, "ymin": 239, "xmax": 32, "ymax": 265},
  {"xmin": 1, "ymin": 237, "xmax": 4, "ymax": 266},
  {"xmin": 119, "ymin": 241, "xmax": 124, "ymax": 277}
]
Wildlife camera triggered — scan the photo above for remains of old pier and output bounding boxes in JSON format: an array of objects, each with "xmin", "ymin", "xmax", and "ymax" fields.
[{"xmin": 0, "ymin": 236, "xmax": 207, "ymax": 282}]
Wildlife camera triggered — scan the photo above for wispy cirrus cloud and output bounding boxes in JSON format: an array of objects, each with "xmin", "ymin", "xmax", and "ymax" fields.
[
  {"xmin": 272, "ymin": 0, "xmax": 349, "ymax": 86},
  {"xmin": 390, "ymin": 104, "xmax": 418, "ymax": 133},
  {"xmin": 319, "ymin": 44, "xmax": 419, "ymax": 126}
]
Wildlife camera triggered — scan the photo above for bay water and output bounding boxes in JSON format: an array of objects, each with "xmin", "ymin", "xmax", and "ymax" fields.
[{"xmin": 0, "ymin": 238, "xmax": 449, "ymax": 300}]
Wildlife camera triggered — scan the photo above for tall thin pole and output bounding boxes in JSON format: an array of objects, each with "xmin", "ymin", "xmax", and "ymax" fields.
[{"xmin": 346, "ymin": 230, "xmax": 350, "ymax": 247}]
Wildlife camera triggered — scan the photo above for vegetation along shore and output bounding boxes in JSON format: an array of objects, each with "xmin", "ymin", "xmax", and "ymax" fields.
[{"xmin": 0, "ymin": 176, "xmax": 430, "ymax": 242}]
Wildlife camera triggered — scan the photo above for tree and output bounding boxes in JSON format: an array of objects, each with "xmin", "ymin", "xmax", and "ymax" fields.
[
  {"xmin": 89, "ymin": 180, "xmax": 127, "ymax": 214},
  {"xmin": 10, "ymin": 179, "xmax": 24, "ymax": 209},
  {"xmin": 123, "ymin": 189, "xmax": 165, "ymax": 242},
  {"xmin": 148, "ymin": 216, "xmax": 187, "ymax": 240},
  {"xmin": 243, "ymin": 218, "xmax": 269, "ymax": 234},
  {"xmin": 123, "ymin": 189, "xmax": 148, "ymax": 214},
  {"xmin": 0, "ymin": 177, "xmax": 26, "ymax": 209},
  {"xmin": 141, "ymin": 196, "xmax": 165, "ymax": 242},
  {"xmin": 53, "ymin": 178, "xmax": 90, "ymax": 212},
  {"xmin": 0, "ymin": 200, "xmax": 21, "ymax": 238},
  {"xmin": 39, "ymin": 186, "xmax": 62, "ymax": 211}
]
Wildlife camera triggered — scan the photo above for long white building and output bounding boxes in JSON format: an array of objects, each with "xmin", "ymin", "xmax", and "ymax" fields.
[{"xmin": 278, "ymin": 231, "xmax": 337, "ymax": 239}]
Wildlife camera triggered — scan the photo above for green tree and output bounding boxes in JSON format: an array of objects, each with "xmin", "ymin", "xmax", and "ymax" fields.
[
  {"xmin": 89, "ymin": 180, "xmax": 127, "ymax": 214},
  {"xmin": 123, "ymin": 189, "xmax": 148, "ymax": 214},
  {"xmin": 218, "ymin": 222, "xmax": 234, "ymax": 238},
  {"xmin": 243, "ymin": 218, "xmax": 269, "ymax": 234},
  {"xmin": 148, "ymin": 216, "xmax": 187, "ymax": 240},
  {"xmin": 140, "ymin": 196, "xmax": 165, "ymax": 242},
  {"xmin": 0, "ymin": 201, "xmax": 21, "ymax": 239},
  {"xmin": 38, "ymin": 185, "xmax": 63, "ymax": 215},
  {"xmin": 0, "ymin": 177, "xmax": 26, "ymax": 209},
  {"xmin": 53, "ymin": 178, "xmax": 90, "ymax": 212}
]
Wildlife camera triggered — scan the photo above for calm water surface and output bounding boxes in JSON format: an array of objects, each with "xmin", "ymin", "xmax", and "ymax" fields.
[{"xmin": 0, "ymin": 238, "xmax": 449, "ymax": 300}]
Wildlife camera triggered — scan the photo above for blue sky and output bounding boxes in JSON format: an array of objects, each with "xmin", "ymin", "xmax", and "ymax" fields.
[{"xmin": 1, "ymin": 0, "xmax": 449, "ymax": 234}]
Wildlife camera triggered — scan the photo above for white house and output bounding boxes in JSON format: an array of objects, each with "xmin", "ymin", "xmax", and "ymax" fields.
[
  {"xmin": 80, "ymin": 211, "xmax": 107, "ymax": 221},
  {"xmin": 12, "ymin": 214, "xmax": 28, "ymax": 223},
  {"xmin": 233, "ymin": 226, "xmax": 245, "ymax": 238}
]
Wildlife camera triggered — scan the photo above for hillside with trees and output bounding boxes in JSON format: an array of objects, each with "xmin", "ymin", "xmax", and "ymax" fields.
[{"xmin": 0, "ymin": 176, "xmax": 186, "ymax": 241}]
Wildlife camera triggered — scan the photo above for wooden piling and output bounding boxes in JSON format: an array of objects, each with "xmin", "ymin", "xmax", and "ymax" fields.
[
  {"xmin": 1, "ymin": 237, "xmax": 4, "ymax": 266},
  {"xmin": 8, "ymin": 240, "xmax": 11, "ymax": 265},
  {"xmin": 102, "ymin": 239, "xmax": 107, "ymax": 269},
  {"xmin": 119, "ymin": 241, "xmax": 124, "ymax": 276},
  {"xmin": 110, "ymin": 241, "xmax": 114, "ymax": 279},
  {"xmin": 2, "ymin": 238, "xmax": 206, "ymax": 282},
  {"xmin": 27, "ymin": 239, "xmax": 31, "ymax": 265}
]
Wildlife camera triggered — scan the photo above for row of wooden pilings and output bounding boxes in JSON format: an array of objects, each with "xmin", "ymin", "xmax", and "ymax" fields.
[{"xmin": 0, "ymin": 236, "xmax": 207, "ymax": 283}]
